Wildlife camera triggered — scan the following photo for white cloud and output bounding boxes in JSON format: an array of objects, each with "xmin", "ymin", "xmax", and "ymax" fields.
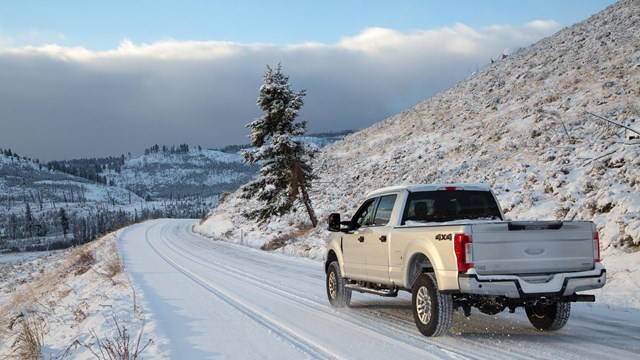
[
  {"xmin": 0, "ymin": 21, "xmax": 562, "ymax": 160},
  {"xmin": 525, "ymin": 19, "xmax": 564, "ymax": 32}
]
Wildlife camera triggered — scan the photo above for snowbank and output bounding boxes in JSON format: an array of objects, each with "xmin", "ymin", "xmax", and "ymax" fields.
[{"xmin": 0, "ymin": 233, "xmax": 167, "ymax": 358}]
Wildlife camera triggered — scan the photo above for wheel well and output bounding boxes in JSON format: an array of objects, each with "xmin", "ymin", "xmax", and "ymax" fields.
[
  {"xmin": 407, "ymin": 253, "xmax": 433, "ymax": 288},
  {"xmin": 325, "ymin": 250, "xmax": 338, "ymax": 273}
]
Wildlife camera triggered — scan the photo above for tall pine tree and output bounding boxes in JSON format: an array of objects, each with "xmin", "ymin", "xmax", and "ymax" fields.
[
  {"xmin": 24, "ymin": 203, "xmax": 34, "ymax": 238},
  {"xmin": 241, "ymin": 64, "xmax": 318, "ymax": 227},
  {"xmin": 59, "ymin": 207, "xmax": 69, "ymax": 239}
]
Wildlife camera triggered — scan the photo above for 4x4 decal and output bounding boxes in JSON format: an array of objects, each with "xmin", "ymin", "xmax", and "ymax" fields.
[{"xmin": 435, "ymin": 233, "xmax": 453, "ymax": 241}]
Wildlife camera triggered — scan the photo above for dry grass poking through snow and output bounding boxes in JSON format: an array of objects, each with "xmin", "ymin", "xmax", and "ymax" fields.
[
  {"xmin": 10, "ymin": 315, "xmax": 45, "ymax": 359},
  {"xmin": 261, "ymin": 226, "xmax": 314, "ymax": 251},
  {"xmin": 0, "ymin": 233, "xmax": 160, "ymax": 358}
]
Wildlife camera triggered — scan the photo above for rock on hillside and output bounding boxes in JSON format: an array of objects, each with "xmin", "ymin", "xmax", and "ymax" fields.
[{"xmin": 195, "ymin": 0, "xmax": 640, "ymax": 304}]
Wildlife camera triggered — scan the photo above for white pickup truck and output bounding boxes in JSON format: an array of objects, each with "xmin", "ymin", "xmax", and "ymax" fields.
[{"xmin": 324, "ymin": 183, "xmax": 606, "ymax": 336}]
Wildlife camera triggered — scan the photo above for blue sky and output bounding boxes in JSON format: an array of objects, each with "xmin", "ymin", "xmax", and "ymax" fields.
[
  {"xmin": 0, "ymin": 1, "xmax": 618, "ymax": 160},
  {"xmin": 0, "ymin": 0, "xmax": 615, "ymax": 49}
]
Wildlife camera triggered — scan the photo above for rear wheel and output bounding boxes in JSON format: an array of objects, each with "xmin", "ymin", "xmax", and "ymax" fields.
[
  {"xmin": 411, "ymin": 273, "xmax": 453, "ymax": 336},
  {"xmin": 326, "ymin": 261, "xmax": 351, "ymax": 307},
  {"xmin": 525, "ymin": 302, "xmax": 571, "ymax": 331}
]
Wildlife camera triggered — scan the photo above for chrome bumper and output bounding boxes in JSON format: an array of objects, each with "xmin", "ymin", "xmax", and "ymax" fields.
[{"xmin": 458, "ymin": 263, "xmax": 606, "ymax": 298}]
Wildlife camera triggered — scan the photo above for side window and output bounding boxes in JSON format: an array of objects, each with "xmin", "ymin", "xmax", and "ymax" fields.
[
  {"xmin": 372, "ymin": 195, "xmax": 397, "ymax": 226},
  {"xmin": 352, "ymin": 199, "xmax": 376, "ymax": 229}
]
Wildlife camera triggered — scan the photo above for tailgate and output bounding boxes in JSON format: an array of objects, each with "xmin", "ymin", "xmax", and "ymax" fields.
[{"xmin": 471, "ymin": 221, "xmax": 596, "ymax": 275}]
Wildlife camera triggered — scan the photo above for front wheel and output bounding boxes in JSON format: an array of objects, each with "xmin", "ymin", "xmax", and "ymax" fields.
[
  {"xmin": 411, "ymin": 273, "xmax": 453, "ymax": 337},
  {"xmin": 525, "ymin": 302, "xmax": 571, "ymax": 331},
  {"xmin": 326, "ymin": 261, "xmax": 351, "ymax": 307}
]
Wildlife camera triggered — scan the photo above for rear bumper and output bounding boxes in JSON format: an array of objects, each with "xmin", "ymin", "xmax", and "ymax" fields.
[{"xmin": 458, "ymin": 263, "xmax": 606, "ymax": 298}]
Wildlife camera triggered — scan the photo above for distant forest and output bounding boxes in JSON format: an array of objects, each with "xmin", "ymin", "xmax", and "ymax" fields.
[
  {"xmin": 1, "ymin": 201, "xmax": 203, "ymax": 252},
  {"xmin": 46, "ymin": 156, "xmax": 126, "ymax": 185}
]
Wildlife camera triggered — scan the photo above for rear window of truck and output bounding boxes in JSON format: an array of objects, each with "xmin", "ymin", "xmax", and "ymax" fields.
[{"xmin": 402, "ymin": 190, "xmax": 502, "ymax": 224}]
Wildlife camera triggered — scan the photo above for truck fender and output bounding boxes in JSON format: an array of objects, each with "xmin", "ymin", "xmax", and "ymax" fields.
[
  {"xmin": 324, "ymin": 236, "xmax": 346, "ymax": 277},
  {"xmin": 403, "ymin": 237, "xmax": 457, "ymax": 290}
]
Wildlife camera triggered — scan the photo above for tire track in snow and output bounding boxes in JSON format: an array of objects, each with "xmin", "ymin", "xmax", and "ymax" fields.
[
  {"xmin": 142, "ymin": 220, "xmax": 640, "ymax": 360},
  {"xmin": 153, "ymin": 220, "xmax": 514, "ymax": 359},
  {"xmin": 164, "ymin": 221, "xmax": 545, "ymax": 359},
  {"xmin": 183, "ymin": 219, "xmax": 640, "ymax": 359},
  {"xmin": 144, "ymin": 222, "xmax": 340, "ymax": 360}
]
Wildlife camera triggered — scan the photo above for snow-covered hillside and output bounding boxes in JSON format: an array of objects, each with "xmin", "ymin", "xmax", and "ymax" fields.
[
  {"xmin": 0, "ymin": 154, "xmax": 139, "ymax": 207},
  {"xmin": 0, "ymin": 153, "xmax": 157, "ymax": 252},
  {"xmin": 102, "ymin": 147, "xmax": 256, "ymax": 202},
  {"xmin": 101, "ymin": 136, "xmax": 353, "ymax": 202},
  {"xmin": 196, "ymin": 0, "xmax": 640, "ymax": 307}
]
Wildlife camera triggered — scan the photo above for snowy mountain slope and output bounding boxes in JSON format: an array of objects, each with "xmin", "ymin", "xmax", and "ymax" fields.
[
  {"xmin": 0, "ymin": 153, "xmax": 142, "ymax": 211},
  {"xmin": 195, "ymin": 0, "xmax": 640, "ymax": 307},
  {"xmin": 0, "ymin": 153, "xmax": 151, "ymax": 251},
  {"xmin": 101, "ymin": 147, "xmax": 256, "ymax": 201},
  {"xmin": 101, "ymin": 135, "xmax": 353, "ymax": 202}
]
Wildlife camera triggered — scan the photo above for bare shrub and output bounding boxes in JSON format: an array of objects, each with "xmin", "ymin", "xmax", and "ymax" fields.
[
  {"xmin": 89, "ymin": 242, "xmax": 123, "ymax": 285},
  {"xmin": 104, "ymin": 257, "xmax": 123, "ymax": 280},
  {"xmin": 261, "ymin": 236, "xmax": 288, "ymax": 251},
  {"xmin": 10, "ymin": 315, "xmax": 45, "ymax": 359},
  {"xmin": 261, "ymin": 227, "xmax": 312, "ymax": 251},
  {"xmin": 86, "ymin": 316, "xmax": 152, "ymax": 360},
  {"xmin": 103, "ymin": 242, "xmax": 123, "ymax": 280},
  {"xmin": 554, "ymin": 205, "xmax": 571, "ymax": 219},
  {"xmin": 72, "ymin": 247, "xmax": 96, "ymax": 276}
]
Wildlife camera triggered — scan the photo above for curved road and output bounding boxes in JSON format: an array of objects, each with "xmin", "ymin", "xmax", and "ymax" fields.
[{"xmin": 119, "ymin": 219, "xmax": 640, "ymax": 359}]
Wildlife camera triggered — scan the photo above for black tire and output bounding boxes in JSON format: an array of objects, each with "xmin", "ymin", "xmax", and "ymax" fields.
[
  {"xmin": 525, "ymin": 302, "xmax": 571, "ymax": 331},
  {"xmin": 411, "ymin": 273, "xmax": 453, "ymax": 337},
  {"xmin": 326, "ymin": 261, "xmax": 352, "ymax": 307}
]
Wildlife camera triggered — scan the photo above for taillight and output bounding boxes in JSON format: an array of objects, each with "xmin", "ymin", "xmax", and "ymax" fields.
[
  {"xmin": 593, "ymin": 231, "xmax": 601, "ymax": 263},
  {"xmin": 454, "ymin": 234, "xmax": 473, "ymax": 273}
]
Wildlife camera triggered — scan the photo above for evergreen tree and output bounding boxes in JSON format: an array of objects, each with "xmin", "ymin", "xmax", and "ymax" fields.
[
  {"xmin": 24, "ymin": 203, "xmax": 34, "ymax": 238},
  {"xmin": 9, "ymin": 213, "xmax": 19, "ymax": 239},
  {"xmin": 241, "ymin": 64, "xmax": 318, "ymax": 227},
  {"xmin": 59, "ymin": 207, "xmax": 69, "ymax": 239}
]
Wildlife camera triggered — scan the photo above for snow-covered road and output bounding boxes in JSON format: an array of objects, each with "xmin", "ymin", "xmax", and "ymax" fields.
[{"xmin": 119, "ymin": 219, "xmax": 640, "ymax": 359}]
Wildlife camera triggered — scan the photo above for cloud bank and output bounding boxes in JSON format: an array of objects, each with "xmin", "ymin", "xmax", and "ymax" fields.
[{"xmin": 0, "ymin": 21, "xmax": 561, "ymax": 160}]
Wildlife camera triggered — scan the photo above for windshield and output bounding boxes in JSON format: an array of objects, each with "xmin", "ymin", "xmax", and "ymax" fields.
[{"xmin": 402, "ymin": 190, "xmax": 502, "ymax": 224}]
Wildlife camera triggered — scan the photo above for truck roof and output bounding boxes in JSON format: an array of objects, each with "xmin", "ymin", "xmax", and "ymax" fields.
[{"xmin": 366, "ymin": 183, "xmax": 493, "ymax": 198}]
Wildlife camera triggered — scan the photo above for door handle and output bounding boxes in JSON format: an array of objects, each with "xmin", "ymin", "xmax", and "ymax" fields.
[
  {"xmin": 379, "ymin": 235, "xmax": 387, "ymax": 242},
  {"xmin": 358, "ymin": 236, "xmax": 365, "ymax": 242}
]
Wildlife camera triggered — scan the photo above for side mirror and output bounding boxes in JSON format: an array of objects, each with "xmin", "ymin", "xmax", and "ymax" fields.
[{"xmin": 327, "ymin": 213, "xmax": 342, "ymax": 232}]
